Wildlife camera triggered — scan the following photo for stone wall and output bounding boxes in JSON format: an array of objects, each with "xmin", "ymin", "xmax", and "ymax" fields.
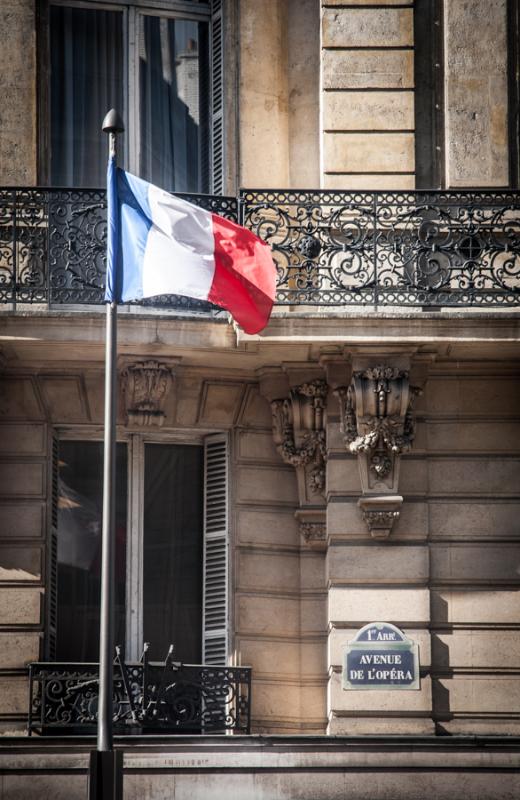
[
  {"xmin": 444, "ymin": 0, "xmax": 509, "ymax": 187},
  {"xmin": 321, "ymin": 0, "xmax": 415, "ymax": 190},
  {"xmin": 0, "ymin": 0, "xmax": 37, "ymax": 184},
  {"xmin": 0, "ymin": 375, "xmax": 47, "ymax": 731},
  {"xmin": 325, "ymin": 357, "xmax": 520, "ymax": 735}
]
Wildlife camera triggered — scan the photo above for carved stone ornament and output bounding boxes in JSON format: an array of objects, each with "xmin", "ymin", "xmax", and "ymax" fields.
[
  {"xmin": 122, "ymin": 361, "xmax": 174, "ymax": 426},
  {"xmin": 295, "ymin": 509, "xmax": 327, "ymax": 550},
  {"xmin": 336, "ymin": 364, "xmax": 420, "ymax": 538},
  {"xmin": 271, "ymin": 379, "xmax": 328, "ymax": 498},
  {"xmin": 358, "ymin": 496, "xmax": 403, "ymax": 541}
]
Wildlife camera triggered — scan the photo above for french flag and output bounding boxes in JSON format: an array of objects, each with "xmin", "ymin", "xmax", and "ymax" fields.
[{"xmin": 105, "ymin": 158, "xmax": 276, "ymax": 334}]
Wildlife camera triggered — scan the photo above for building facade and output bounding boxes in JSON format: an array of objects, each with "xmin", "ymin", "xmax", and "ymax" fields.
[{"xmin": 0, "ymin": 0, "xmax": 519, "ymax": 797}]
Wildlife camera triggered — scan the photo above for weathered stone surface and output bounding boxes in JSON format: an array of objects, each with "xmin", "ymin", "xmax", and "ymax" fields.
[
  {"xmin": 0, "ymin": 545, "xmax": 41, "ymax": 581},
  {"xmin": 236, "ymin": 465, "xmax": 298, "ymax": 504},
  {"xmin": 0, "ymin": 588, "xmax": 41, "ymax": 624},
  {"xmin": 325, "ymin": 0, "xmax": 413, "ymax": 4},
  {"xmin": 39, "ymin": 376, "xmax": 90, "ymax": 423},
  {"xmin": 436, "ymin": 676, "xmax": 520, "ymax": 714},
  {"xmin": 238, "ymin": 387, "xmax": 273, "ymax": 428},
  {"xmin": 444, "ymin": 0, "xmax": 509, "ymax": 186},
  {"xmin": 427, "ymin": 458, "xmax": 520, "ymax": 496},
  {"xmin": 0, "ymin": 424, "xmax": 45, "ymax": 455},
  {"xmin": 236, "ymin": 430, "xmax": 280, "ymax": 463},
  {"xmin": 432, "ymin": 630, "xmax": 520, "ymax": 670},
  {"xmin": 0, "ymin": 463, "xmax": 45, "ymax": 497},
  {"xmin": 198, "ymin": 381, "xmax": 244, "ymax": 425},
  {"xmin": 300, "ymin": 551, "xmax": 326, "ymax": 591},
  {"xmin": 0, "ymin": 378, "xmax": 44, "ymax": 420},
  {"xmin": 236, "ymin": 508, "xmax": 299, "ymax": 548},
  {"xmin": 429, "ymin": 501, "xmax": 520, "ymax": 539},
  {"xmin": 0, "ymin": 633, "xmax": 39, "ymax": 668},
  {"xmin": 0, "ymin": 0, "xmax": 36, "ymax": 184},
  {"xmin": 0, "ymin": 677, "xmax": 28, "ymax": 714},
  {"xmin": 323, "ymin": 173, "xmax": 416, "ymax": 191},
  {"xmin": 426, "ymin": 420, "xmax": 520, "ymax": 452},
  {"xmin": 237, "ymin": 550, "xmax": 300, "ymax": 592},
  {"xmin": 0, "ymin": 503, "xmax": 45, "ymax": 538},
  {"xmin": 327, "ymin": 544, "xmax": 428, "ymax": 585},
  {"xmin": 322, "ymin": 49, "xmax": 414, "ymax": 90},
  {"xmin": 431, "ymin": 590, "xmax": 520, "ymax": 624},
  {"xmin": 237, "ymin": 595, "xmax": 300, "ymax": 637},
  {"xmin": 322, "ymin": 7, "xmax": 413, "ymax": 48},
  {"xmin": 324, "ymin": 132, "xmax": 415, "ymax": 173},
  {"xmin": 1, "ymin": 775, "xmax": 87, "ymax": 800},
  {"xmin": 329, "ymin": 588, "xmax": 430, "ymax": 625},
  {"xmin": 239, "ymin": 0, "xmax": 289, "ymax": 186},
  {"xmin": 327, "ymin": 457, "xmax": 361, "ymax": 495},
  {"xmin": 287, "ymin": 0, "xmax": 320, "ymax": 186},
  {"xmin": 430, "ymin": 543, "xmax": 520, "ymax": 584},
  {"xmin": 425, "ymin": 376, "xmax": 520, "ymax": 416},
  {"xmin": 324, "ymin": 91, "xmax": 414, "ymax": 131}
]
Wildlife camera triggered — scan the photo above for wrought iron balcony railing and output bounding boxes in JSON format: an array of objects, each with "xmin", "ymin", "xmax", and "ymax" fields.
[
  {"xmin": 1, "ymin": 188, "xmax": 519, "ymax": 309},
  {"xmin": 28, "ymin": 657, "xmax": 252, "ymax": 736}
]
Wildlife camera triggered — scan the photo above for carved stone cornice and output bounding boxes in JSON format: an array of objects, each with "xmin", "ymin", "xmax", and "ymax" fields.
[
  {"xmin": 295, "ymin": 508, "xmax": 327, "ymax": 550},
  {"xmin": 336, "ymin": 362, "xmax": 421, "ymax": 538},
  {"xmin": 358, "ymin": 496, "xmax": 403, "ymax": 541},
  {"xmin": 270, "ymin": 378, "xmax": 328, "ymax": 500},
  {"xmin": 121, "ymin": 360, "xmax": 174, "ymax": 426}
]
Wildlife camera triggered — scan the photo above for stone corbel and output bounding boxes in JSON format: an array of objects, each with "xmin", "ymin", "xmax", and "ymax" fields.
[
  {"xmin": 259, "ymin": 367, "xmax": 328, "ymax": 548},
  {"xmin": 270, "ymin": 378, "xmax": 328, "ymax": 500},
  {"xmin": 335, "ymin": 361, "xmax": 421, "ymax": 539},
  {"xmin": 121, "ymin": 360, "xmax": 175, "ymax": 426}
]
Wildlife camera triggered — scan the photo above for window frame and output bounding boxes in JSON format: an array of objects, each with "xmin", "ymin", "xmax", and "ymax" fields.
[
  {"xmin": 38, "ymin": 0, "xmax": 217, "ymax": 190},
  {"xmin": 53, "ymin": 426, "xmax": 220, "ymax": 662}
]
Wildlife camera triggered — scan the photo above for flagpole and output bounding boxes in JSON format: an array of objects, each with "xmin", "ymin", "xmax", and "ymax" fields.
[{"xmin": 89, "ymin": 109, "xmax": 124, "ymax": 800}]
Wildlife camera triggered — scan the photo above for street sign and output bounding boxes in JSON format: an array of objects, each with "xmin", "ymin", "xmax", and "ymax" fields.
[{"xmin": 343, "ymin": 622, "xmax": 420, "ymax": 691}]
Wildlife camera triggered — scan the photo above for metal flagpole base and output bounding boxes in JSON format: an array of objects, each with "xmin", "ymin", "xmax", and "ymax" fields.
[{"xmin": 88, "ymin": 750, "xmax": 123, "ymax": 800}]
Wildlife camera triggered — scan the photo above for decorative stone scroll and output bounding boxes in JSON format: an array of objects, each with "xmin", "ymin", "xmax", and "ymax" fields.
[
  {"xmin": 336, "ymin": 364, "xmax": 420, "ymax": 539},
  {"xmin": 270, "ymin": 379, "xmax": 328, "ymax": 498},
  {"xmin": 122, "ymin": 360, "xmax": 174, "ymax": 427}
]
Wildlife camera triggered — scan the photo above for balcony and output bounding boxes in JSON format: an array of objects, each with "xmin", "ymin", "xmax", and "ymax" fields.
[
  {"xmin": 28, "ymin": 653, "xmax": 252, "ymax": 736},
  {"xmin": 1, "ymin": 188, "xmax": 519, "ymax": 310}
]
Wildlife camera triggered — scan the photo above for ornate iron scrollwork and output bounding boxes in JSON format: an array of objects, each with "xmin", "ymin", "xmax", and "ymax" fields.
[
  {"xmin": 28, "ymin": 650, "xmax": 251, "ymax": 735},
  {"xmin": 1, "ymin": 188, "xmax": 519, "ymax": 309}
]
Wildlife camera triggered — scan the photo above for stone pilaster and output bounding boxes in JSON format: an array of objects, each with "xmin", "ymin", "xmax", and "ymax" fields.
[{"xmin": 322, "ymin": 351, "xmax": 434, "ymax": 735}]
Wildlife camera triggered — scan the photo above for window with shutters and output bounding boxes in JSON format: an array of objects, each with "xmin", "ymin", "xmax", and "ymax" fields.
[
  {"xmin": 48, "ymin": 432, "xmax": 229, "ymax": 665},
  {"xmin": 40, "ymin": 0, "xmax": 224, "ymax": 193}
]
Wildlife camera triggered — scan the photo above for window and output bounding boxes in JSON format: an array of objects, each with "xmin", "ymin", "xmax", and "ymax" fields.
[
  {"xmin": 44, "ymin": 0, "xmax": 223, "ymax": 193},
  {"xmin": 49, "ymin": 433, "xmax": 229, "ymax": 665}
]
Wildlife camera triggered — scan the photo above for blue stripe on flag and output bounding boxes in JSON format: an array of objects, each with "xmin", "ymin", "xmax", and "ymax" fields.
[
  {"xmin": 117, "ymin": 170, "xmax": 153, "ymax": 302},
  {"xmin": 105, "ymin": 156, "xmax": 120, "ymax": 302}
]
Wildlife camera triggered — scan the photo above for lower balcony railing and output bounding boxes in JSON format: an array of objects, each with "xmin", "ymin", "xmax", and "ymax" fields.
[
  {"xmin": 28, "ymin": 655, "xmax": 252, "ymax": 736},
  {"xmin": 1, "ymin": 187, "xmax": 519, "ymax": 309}
]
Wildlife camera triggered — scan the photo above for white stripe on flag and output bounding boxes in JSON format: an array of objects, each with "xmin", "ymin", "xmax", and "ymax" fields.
[{"xmin": 142, "ymin": 184, "xmax": 216, "ymax": 300}]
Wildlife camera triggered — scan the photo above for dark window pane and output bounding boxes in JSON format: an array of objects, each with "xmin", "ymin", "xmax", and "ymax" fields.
[
  {"xmin": 138, "ymin": 15, "xmax": 209, "ymax": 192},
  {"xmin": 50, "ymin": 5, "xmax": 124, "ymax": 187},
  {"xmin": 143, "ymin": 444, "xmax": 203, "ymax": 662},
  {"xmin": 57, "ymin": 442, "xmax": 127, "ymax": 661}
]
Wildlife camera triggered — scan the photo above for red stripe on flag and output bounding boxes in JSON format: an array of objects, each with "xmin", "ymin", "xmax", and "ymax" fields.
[{"xmin": 207, "ymin": 213, "xmax": 276, "ymax": 334}]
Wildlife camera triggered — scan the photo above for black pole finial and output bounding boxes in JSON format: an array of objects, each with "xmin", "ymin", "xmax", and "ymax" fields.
[{"xmin": 102, "ymin": 109, "xmax": 125, "ymax": 134}]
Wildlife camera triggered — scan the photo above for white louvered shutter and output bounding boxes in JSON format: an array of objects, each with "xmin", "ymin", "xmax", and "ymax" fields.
[
  {"xmin": 202, "ymin": 433, "xmax": 229, "ymax": 664},
  {"xmin": 210, "ymin": 0, "xmax": 224, "ymax": 194}
]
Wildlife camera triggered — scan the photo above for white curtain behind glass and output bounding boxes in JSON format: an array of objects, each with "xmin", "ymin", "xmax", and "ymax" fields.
[{"xmin": 50, "ymin": 5, "xmax": 124, "ymax": 187}]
